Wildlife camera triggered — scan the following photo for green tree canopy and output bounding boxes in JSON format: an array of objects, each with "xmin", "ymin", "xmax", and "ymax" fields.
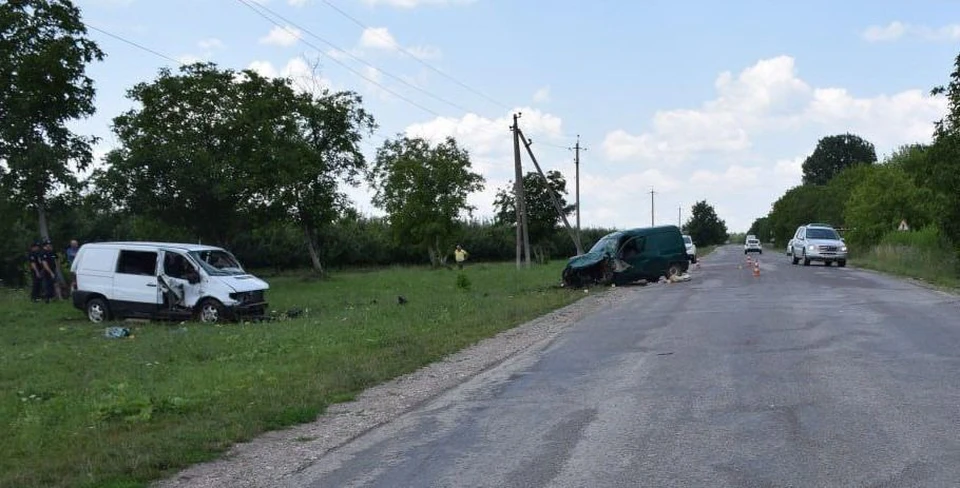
[
  {"xmin": 683, "ymin": 200, "xmax": 728, "ymax": 246},
  {"xmin": 99, "ymin": 62, "xmax": 374, "ymax": 273},
  {"xmin": 492, "ymin": 170, "xmax": 573, "ymax": 261},
  {"xmin": 844, "ymin": 164, "xmax": 942, "ymax": 246},
  {"xmin": 368, "ymin": 136, "xmax": 485, "ymax": 265},
  {"xmin": 801, "ymin": 133, "xmax": 877, "ymax": 186},
  {"xmin": 0, "ymin": 0, "xmax": 104, "ymax": 239}
]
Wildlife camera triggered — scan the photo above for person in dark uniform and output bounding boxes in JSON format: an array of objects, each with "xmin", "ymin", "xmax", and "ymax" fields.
[
  {"xmin": 27, "ymin": 241, "xmax": 42, "ymax": 302},
  {"xmin": 39, "ymin": 240, "xmax": 59, "ymax": 302}
]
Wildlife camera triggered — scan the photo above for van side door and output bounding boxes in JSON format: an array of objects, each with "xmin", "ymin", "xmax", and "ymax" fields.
[{"xmin": 112, "ymin": 249, "xmax": 161, "ymax": 314}]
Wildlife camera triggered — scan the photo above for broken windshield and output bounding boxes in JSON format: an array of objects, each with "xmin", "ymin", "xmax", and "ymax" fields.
[
  {"xmin": 588, "ymin": 235, "xmax": 620, "ymax": 254},
  {"xmin": 188, "ymin": 250, "xmax": 246, "ymax": 276}
]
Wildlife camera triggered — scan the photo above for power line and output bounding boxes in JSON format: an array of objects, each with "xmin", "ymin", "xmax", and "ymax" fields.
[
  {"xmin": 320, "ymin": 0, "xmax": 511, "ymax": 112},
  {"xmin": 236, "ymin": 0, "xmax": 467, "ymax": 117},
  {"xmin": 84, "ymin": 23, "xmax": 183, "ymax": 66}
]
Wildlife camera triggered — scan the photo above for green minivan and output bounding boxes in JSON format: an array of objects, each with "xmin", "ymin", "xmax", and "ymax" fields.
[{"xmin": 561, "ymin": 225, "xmax": 690, "ymax": 287}]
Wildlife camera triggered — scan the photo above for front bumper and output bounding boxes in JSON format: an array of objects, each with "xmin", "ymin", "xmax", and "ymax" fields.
[{"xmin": 804, "ymin": 250, "xmax": 848, "ymax": 261}]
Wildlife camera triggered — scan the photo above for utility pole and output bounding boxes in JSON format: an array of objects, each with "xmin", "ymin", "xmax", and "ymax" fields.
[
  {"xmin": 568, "ymin": 135, "xmax": 587, "ymax": 252},
  {"xmin": 678, "ymin": 205, "xmax": 682, "ymax": 228},
  {"xmin": 518, "ymin": 129, "xmax": 583, "ymax": 255},
  {"xmin": 649, "ymin": 187, "xmax": 656, "ymax": 226},
  {"xmin": 511, "ymin": 113, "xmax": 531, "ymax": 267}
]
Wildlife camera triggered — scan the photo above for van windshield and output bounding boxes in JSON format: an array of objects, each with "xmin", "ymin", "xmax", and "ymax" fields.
[
  {"xmin": 188, "ymin": 250, "xmax": 246, "ymax": 276},
  {"xmin": 589, "ymin": 235, "xmax": 619, "ymax": 254}
]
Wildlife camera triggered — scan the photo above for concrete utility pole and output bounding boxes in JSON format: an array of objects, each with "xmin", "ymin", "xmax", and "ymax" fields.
[
  {"xmin": 511, "ymin": 113, "xmax": 531, "ymax": 267},
  {"xmin": 678, "ymin": 205, "xmax": 682, "ymax": 228},
  {"xmin": 649, "ymin": 187, "xmax": 656, "ymax": 226},
  {"xmin": 569, "ymin": 135, "xmax": 587, "ymax": 250},
  {"xmin": 518, "ymin": 129, "xmax": 583, "ymax": 255}
]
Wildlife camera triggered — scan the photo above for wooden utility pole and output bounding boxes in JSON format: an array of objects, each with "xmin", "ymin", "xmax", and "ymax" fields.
[
  {"xmin": 518, "ymin": 128, "xmax": 583, "ymax": 255},
  {"xmin": 569, "ymin": 136, "xmax": 587, "ymax": 251},
  {"xmin": 511, "ymin": 113, "xmax": 531, "ymax": 267}
]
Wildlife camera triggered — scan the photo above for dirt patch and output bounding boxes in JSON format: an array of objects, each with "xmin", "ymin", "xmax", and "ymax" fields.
[{"xmin": 154, "ymin": 285, "xmax": 644, "ymax": 488}]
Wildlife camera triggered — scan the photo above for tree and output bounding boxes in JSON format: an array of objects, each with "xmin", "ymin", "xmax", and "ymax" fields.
[
  {"xmin": 844, "ymin": 165, "xmax": 941, "ymax": 246},
  {"xmin": 683, "ymin": 200, "xmax": 728, "ymax": 246},
  {"xmin": 368, "ymin": 136, "xmax": 485, "ymax": 266},
  {"xmin": 801, "ymin": 133, "xmax": 877, "ymax": 185},
  {"xmin": 920, "ymin": 53, "xmax": 960, "ymax": 245},
  {"xmin": 766, "ymin": 184, "xmax": 831, "ymax": 245},
  {"xmin": 0, "ymin": 0, "xmax": 104, "ymax": 239},
  {"xmin": 492, "ymin": 170, "xmax": 573, "ymax": 262},
  {"xmin": 747, "ymin": 216, "xmax": 772, "ymax": 243},
  {"xmin": 99, "ymin": 63, "xmax": 374, "ymax": 273}
]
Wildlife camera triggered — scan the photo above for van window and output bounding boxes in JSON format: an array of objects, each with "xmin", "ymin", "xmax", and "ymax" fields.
[
  {"xmin": 648, "ymin": 231, "xmax": 678, "ymax": 255},
  {"xmin": 116, "ymin": 250, "xmax": 157, "ymax": 276}
]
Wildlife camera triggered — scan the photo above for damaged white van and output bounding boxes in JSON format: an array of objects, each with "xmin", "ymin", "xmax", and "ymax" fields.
[{"xmin": 70, "ymin": 242, "xmax": 269, "ymax": 323}]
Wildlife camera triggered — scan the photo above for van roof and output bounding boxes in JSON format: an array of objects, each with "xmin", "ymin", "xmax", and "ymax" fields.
[{"xmin": 81, "ymin": 241, "xmax": 226, "ymax": 252}]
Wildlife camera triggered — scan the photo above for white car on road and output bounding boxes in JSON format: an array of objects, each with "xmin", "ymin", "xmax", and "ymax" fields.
[
  {"xmin": 682, "ymin": 235, "xmax": 697, "ymax": 263},
  {"xmin": 744, "ymin": 237, "xmax": 762, "ymax": 254}
]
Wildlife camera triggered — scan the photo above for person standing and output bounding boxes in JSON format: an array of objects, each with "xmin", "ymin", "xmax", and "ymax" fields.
[
  {"xmin": 27, "ymin": 241, "xmax": 42, "ymax": 302},
  {"xmin": 454, "ymin": 244, "xmax": 469, "ymax": 270},
  {"xmin": 65, "ymin": 239, "xmax": 80, "ymax": 291},
  {"xmin": 39, "ymin": 240, "xmax": 59, "ymax": 302}
]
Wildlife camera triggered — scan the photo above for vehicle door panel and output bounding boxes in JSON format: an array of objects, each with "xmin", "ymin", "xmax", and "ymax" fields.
[
  {"xmin": 159, "ymin": 250, "xmax": 204, "ymax": 308},
  {"xmin": 112, "ymin": 250, "xmax": 161, "ymax": 309}
]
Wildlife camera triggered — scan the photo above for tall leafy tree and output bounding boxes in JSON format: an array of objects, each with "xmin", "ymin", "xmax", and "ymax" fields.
[
  {"xmin": 747, "ymin": 216, "xmax": 772, "ymax": 243},
  {"xmin": 801, "ymin": 133, "xmax": 877, "ymax": 186},
  {"xmin": 0, "ymin": 0, "xmax": 104, "ymax": 239},
  {"xmin": 368, "ymin": 136, "xmax": 484, "ymax": 265},
  {"xmin": 492, "ymin": 170, "xmax": 573, "ymax": 261},
  {"xmin": 843, "ymin": 165, "xmax": 941, "ymax": 246},
  {"xmin": 100, "ymin": 63, "xmax": 374, "ymax": 273},
  {"xmin": 683, "ymin": 200, "xmax": 728, "ymax": 246},
  {"xmin": 921, "ymin": 53, "xmax": 960, "ymax": 244}
]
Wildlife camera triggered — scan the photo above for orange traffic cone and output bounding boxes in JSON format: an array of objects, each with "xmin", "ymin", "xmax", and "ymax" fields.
[{"xmin": 753, "ymin": 262, "xmax": 760, "ymax": 277}]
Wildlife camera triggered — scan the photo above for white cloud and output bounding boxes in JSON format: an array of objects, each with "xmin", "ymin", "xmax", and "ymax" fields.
[
  {"xmin": 361, "ymin": 0, "xmax": 476, "ymax": 8},
  {"xmin": 198, "ymin": 38, "xmax": 224, "ymax": 50},
  {"xmin": 288, "ymin": 0, "xmax": 308, "ymax": 5},
  {"xmin": 406, "ymin": 45, "xmax": 442, "ymax": 60},
  {"xmin": 356, "ymin": 27, "xmax": 442, "ymax": 60},
  {"xmin": 862, "ymin": 21, "xmax": 960, "ymax": 42},
  {"xmin": 533, "ymin": 86, "xmax": 551, "ymax": 103},
  {"xmin": 259, "ymin": 25, "xmax": 301, "ymax": 47},
  {"xmin": 359, "ymin": 27, "xmax": 398, "ymax": 50},
  {"xmin": 247, "ymin": 58, "xmax": 335, "ymax": 94},
  {"xmin": 177, "ymin": 54, "xmax": 203, "ymax": 65}
]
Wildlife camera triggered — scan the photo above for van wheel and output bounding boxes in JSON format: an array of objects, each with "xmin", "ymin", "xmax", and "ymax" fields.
[
  {"xmin": 198, "ymin": 298, "xmax": 225, "ymax": 323},
  {"xmin": 86, "ymin": 298, "xmax": 110, "ymax": 323},
  {"xmin": 666, "ymin": 263, "xmax": 683, "ymax": 279}
]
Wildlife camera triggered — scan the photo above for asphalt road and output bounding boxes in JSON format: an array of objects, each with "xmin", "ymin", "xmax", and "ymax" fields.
[{"xmin": 291, "ymin": 245, "xmax": 960, "ymax": 487}]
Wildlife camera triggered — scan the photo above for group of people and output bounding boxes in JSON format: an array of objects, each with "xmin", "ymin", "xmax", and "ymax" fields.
[{"xmin": 27, "ymin": 239, "xmax": 79, "ymax": 303}]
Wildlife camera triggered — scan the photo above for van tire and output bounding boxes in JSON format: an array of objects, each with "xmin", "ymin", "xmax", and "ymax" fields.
[
  {"xmin": 666, "ymin": 262, "xmax": 683, "ymax": 279},
  {"xmin": 86, "ymin": 297, "xmax": 110, "ymax": 323},
  {"xmin": 197, "ymin": 298, "xmax": 226, "ymax": 323}
]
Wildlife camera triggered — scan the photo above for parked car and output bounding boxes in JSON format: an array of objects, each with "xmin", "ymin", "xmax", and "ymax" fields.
[
  {"xmin": 682, "ymin": 234, "xmax": 697, "ymax": 263},
  {"xmin": 786, "ymin": 238, "xmax": 795, "ymax": 256},
  {"xmin": 789, "ymin": 224, "xmax": 848, "ymax": 267},
  {"xmin": 562, "ymin": 225, "xmax": 690, "ymax": 287},
  {"xmin": 744, "ymin": 237, "xmax": 762, "ymax": 254},
  {"xmin": 71, "ymin": 241, "xmax": 269, "ymax": 323}
]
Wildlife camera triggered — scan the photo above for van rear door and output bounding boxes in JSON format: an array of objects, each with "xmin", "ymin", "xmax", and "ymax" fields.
[{"xmin": 112, "ymin": 249, "xmax": 161, "ymax": 312}]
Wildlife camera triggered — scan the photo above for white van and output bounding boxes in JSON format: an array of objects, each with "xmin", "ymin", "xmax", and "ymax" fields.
[{"xmin": 71, "ymin": 242, "xmax": 269, "ymax": 323}]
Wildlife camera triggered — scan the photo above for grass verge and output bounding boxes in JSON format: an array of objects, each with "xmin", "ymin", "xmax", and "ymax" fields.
[
  {"xmin": 0, "ymin": 261, "xmax": 582, "ymax": 488},
  {"xmin": 851, "ymin": 228, "xmax": 960, "ymax": 290}
]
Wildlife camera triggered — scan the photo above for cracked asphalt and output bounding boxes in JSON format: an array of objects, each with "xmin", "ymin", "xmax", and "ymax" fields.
[{"xmin": 287, "ymin": 245, "xmax": 960, "ymax": 487}]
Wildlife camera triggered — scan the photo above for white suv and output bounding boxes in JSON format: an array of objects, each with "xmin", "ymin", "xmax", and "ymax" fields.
[
  {"xmin": 744, "ymin": 237, "xmax": 762, "ymax": 254},
  {"xmin": 789, "ymin": 224, "xmax": 848, "ymax": 267},
  {"xmin": 682, "ymin": 234, "xmax": 697, "ymax": 263}
]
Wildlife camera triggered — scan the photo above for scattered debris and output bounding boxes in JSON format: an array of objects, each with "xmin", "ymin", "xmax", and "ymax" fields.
[
  {"xmin": 397, "ymin": 295, "xmax": 408, "ymax": 305},
  {"xmin": 104, "ymin": 326, "xmax": 131, "ymax": 338}
]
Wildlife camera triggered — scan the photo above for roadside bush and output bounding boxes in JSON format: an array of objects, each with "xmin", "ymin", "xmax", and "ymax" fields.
[{"xmin": 858, "ymin": 227, "xmax": 958, "ymax": 284}]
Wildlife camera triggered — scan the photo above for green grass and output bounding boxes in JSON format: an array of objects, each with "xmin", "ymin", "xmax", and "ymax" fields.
[
  {"xmin": 0, "ymin": 261, "xmax": 582, "ymax": 488},
  {"xmin": 852, "ymin": 227, "xmax": 960, "ymax": 289}
]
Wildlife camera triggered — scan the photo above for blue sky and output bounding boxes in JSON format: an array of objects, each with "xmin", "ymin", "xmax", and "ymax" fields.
[{"xmin": 72, "ymin": 0, "xmax": 960, "ymax": 232}]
